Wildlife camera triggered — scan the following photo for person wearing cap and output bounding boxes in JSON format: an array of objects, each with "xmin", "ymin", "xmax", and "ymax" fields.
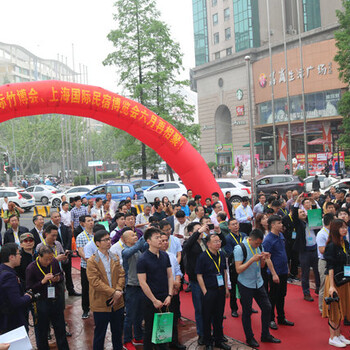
[{"xmin": 333, "ymin": 189, "xmax": 346, "ymax": 210}]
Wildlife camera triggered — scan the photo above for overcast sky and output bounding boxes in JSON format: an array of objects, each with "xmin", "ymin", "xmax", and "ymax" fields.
[{"xmin": 1, "ymin": 0, "xmax": 195, "ymax": 94}]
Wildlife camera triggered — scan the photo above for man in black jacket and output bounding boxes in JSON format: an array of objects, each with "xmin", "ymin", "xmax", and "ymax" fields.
[
  {"xmin": 44, "ymin": 211, "xmax": 80, "ymax": 296},
  {"xmin": 182, "ymin": 218, "xmax": 226, "ymax": 345},
  {"xmin": 3, "ymin": 215, "xmax": 29, "ymax": 245},
  {"xmin": 292, "ymin": 193, "xmax": 320, "ymax": 301},
  {"xmin": 29, "ymin": 214, "xmax": 45, "ymax": 247}
]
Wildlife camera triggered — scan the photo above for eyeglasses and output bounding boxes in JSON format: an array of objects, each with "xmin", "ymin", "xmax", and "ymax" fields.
[
  {"xmin": 100, "ymin": 237, "xmax": 111, "ymax": 242},
  {"xmin": 23, "ymin": 239, "xmax": 34, "ymax": 243}
]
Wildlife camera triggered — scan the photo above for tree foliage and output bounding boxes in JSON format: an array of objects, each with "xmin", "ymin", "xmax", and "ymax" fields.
[{"xmin": 334, "ymin": 0, "xmax": 350, "ymax": 147}]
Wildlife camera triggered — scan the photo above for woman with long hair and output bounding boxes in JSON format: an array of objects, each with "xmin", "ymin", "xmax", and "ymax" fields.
[
  {"xmin": 323, "ymin": 219, "xmax": 350, "ymax": 347},
  {"xmin": 255, "ymin": 213, "xmax": 269, "ymax": 237}
]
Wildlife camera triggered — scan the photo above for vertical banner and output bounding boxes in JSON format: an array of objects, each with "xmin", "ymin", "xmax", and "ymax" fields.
[{"xmin": 278, "ymin": 127, "xmax": 288, "ymax": 161}]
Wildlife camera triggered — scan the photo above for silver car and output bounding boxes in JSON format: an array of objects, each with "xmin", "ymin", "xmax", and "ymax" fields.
[{"xmin": 25, "ymin": 185, "xmax": 61, "ymax": 205}]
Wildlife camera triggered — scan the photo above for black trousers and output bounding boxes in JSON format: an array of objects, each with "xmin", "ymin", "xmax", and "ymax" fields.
[
  {"xmin": 202, "ymin": 288, "xmax": 225, "ymax": 345},
  {"xmin": 81, "ymin": 267, "xmax": 89, "ymax": 313},
  {"xmin": 143, "ymin": 299, "xmax": 168, "ymax": 350},
  {"xmin": 229, "ymin": 270, "xmax": 238, "ymax": 312},
  {"xmin": 169, "ymin": 294, "xmax": 181, "ymax": 344},
  {"xmin": 268, "ymin": 274, "xmax": 288, "ymax": 322},
  {"xmin": 62, "ymin": 257, "xmax": 74, "ymax": 293},
  {"xmin": 238, "ymin": 282, "xmax": 271, "ymax": 341},
  {"xmin": 34, "ymin": 297, "xmax": 69, "ymax": 350},
  {"xmin": 285, "ymin": 239, "xmax": 299, "ymax": 277}
]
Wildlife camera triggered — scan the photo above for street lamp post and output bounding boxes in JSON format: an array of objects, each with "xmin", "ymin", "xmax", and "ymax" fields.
[
  {"xmin": 245, "ymin": 55, "xmax": 256, "ymax": 204},
  {"xmin": 91, "ymin": 149, "xmax": 97, "ymax": 185}
]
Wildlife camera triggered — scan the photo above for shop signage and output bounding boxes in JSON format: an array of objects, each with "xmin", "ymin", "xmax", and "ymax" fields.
[
  {"xmin": 236, "ymin": 89, "xmax": 243, "ymax": 100},
  {"xmin": 236, "ymin": 105, "xmax": 244, "ymax": 116},
  {"xmin": 232, "ymin": 120, "xmax": 246, "ymax": 126}
]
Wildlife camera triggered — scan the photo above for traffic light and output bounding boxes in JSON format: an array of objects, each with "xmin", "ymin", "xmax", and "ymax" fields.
[{"xmin": 3, "ymin": 152, "xmax": 9, "ymax": 174}]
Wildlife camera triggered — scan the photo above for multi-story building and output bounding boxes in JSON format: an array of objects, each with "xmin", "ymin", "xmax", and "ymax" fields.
[{"xmin": 191, "ymin": 0, "xmax": 345, "ymax": 175}]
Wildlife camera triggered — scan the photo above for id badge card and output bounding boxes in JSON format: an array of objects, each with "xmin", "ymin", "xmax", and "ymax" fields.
[
  {"xmin": 307, "ymin": 236, "xmax": 313, "ymax": 243},
  {"xmin": 292, "ymin": 231, "xmax": 296, "ymax": 239},
  {"xmin": 47, "ymin": 286, "xmax": 55, "ymax": 299},
  {"xmin": 217, "ymin": 274, "xmax": 224, "ymax": 287},
  {"xmin": 344, "ymin": 265, "xmax": 350, "ymax": 277}
]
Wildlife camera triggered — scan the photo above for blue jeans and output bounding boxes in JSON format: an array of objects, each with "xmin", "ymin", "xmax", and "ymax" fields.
[
  {"xmin": 190, "ymin": 280, "xmax": 203, "ymax": 337},
  {"xmin": 123, "ymin": 286, "xmax": 144, "ymax": 343},
  {"xmin": 93, "ymin": 307, "xmax": 124, "ymax": 350}
]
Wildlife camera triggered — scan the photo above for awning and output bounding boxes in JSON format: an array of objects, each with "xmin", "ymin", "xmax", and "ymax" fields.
[
  {"xmin": 307, "ymin": 138, "xmax": 332, "ymax": 145},
  {"xmin": 243, "ymin": 141, "xmax": 270, "ymax": 147}
]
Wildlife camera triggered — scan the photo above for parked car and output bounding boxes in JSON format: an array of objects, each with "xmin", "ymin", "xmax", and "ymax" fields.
[
  {"xmin": 304, "ymin": 175, "xmax": 338, "ymax": 192},
  {"xmin": 216, "ymin": 178, "xmax": 252, "ymax": 204},
  {"xmin": 0, "ymin": 189, "xmax": 35, "ymax": 211},
  {"xmin": 321, "ymin": 178, "xmax": 350, "ymax": 195},
  {"xmin": 25, "ymin": 185, "xmax": 62, "ymax": 205},
  {"xmin": 131, "ymin": 179, "xmax": 158, "ymax": 191},
  {"xmin": 82, "ymin": 183, "xmax": 143, "ymax": 202},
  {"xmin": 256, "ymin": 175, "xmax": 305, "ymax": 195},
  {"xmin": 49, "ymin": 185, "xmax": 95, "ymax": 207},
  {"xmin": 143, "ymin": 181, "xmax": 187, "ymax": 204}
]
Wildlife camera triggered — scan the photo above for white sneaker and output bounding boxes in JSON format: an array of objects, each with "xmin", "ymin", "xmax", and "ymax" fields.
[
  {"xmin": 338, "ymin": 335, "xmax": 350, "ymax": 345},
  {"xmin": 329, "ymin": 337, "xmax": 346, "ymax": 348}
]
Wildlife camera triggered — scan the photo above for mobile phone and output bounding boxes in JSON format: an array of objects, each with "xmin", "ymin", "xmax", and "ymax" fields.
[
  {"xmin": 53, "ymin": 272, "xmax": 61, "ymax": 277},
  {"xmin": 208, "ymin": 224, "xmax": 214, "ymax": 230},
  {"xmin": 303, "ymin": 193, "xmax": 310, "ymax": 198}
]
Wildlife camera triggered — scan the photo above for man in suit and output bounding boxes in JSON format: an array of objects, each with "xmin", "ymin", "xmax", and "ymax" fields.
[
  {"xmin": 3, "ymin": 215, "xmax": 29, "ymax": 245},
  {"xmin": 44, "ymin": 211, "xmax": 80, "ymax": 296},
  {"xmin": 29, "ymin": 214, "xmax": 45, "ymax": 247}
]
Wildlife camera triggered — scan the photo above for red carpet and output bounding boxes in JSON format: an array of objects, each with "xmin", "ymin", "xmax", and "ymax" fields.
[
  {"xmin": 71, "ymin": 256, "xmax": 81, "ymax": 270},
  {"xmin": 180, "ymin": 284, "xmax": 350, "ymax": 350}
]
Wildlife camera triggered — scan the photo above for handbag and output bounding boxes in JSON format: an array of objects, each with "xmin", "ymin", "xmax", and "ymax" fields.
[
  {"xmin": 151, "ymin": 309, "xmax": 173, "ymax": 344},
  {"xmin": 334, "ymin": 271, "xmax": 350, "ymax": 287}
]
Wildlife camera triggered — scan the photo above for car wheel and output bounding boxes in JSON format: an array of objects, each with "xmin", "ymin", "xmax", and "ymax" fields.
[
  {"xmin": 52, "ymin": 198, "xmax": 61, "ymax": 208},
  {"xmin": 41, "ymin": 196, "xmax": 49, "ymax": 205}
]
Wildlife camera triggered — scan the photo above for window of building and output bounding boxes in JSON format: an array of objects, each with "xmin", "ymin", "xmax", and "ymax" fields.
[
  {"xmin": 225, "ymin": 27, "xmax": 231, "ymax": 40},
  {"xmin": 233, "ymin": 0, "xmax": 260, "ymax": 52},
  {"xmin": 192, "ymin": 0, "xmax": 209, "ymax": 66},
  {"xmin": 226, "ymin": 47, "xmax": 233, "ymax": 56},
  {"xmin": 215, "ymin": 52, "xmax": 220, "ymax": 60},
  {"xmin": 303, "ymin": 0, "xmax": 321, "ymax": 32},
  {"xmin": 212, "ymin": 0, "xmax": 217, "ymax": 6},
  {"xmin": 213, "ymin": 13, "xmax": 218, "ymax": 26},
  {"xmin": 214, "ymin": 32, "xmax": 220, "ymax": 44},
  {"xmin": 224, "ymin": 7, "xmax": 230, "ymax": 21}
]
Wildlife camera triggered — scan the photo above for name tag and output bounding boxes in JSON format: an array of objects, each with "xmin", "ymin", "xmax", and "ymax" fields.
[
  {"xmin": 47, "ymin": 286, "xmax": 55, "ymax": 299},
  {"xmin": 292, "ymin": 231, "xmax": 296, "ymax": 239},
  {"xmin": 307, "ymin": 236, "xmax": 313, "ymax": 242},
  {"xmin": 344, "ymin": 265, "xmax": 350, "ymax": 277},
  {"xmin": 216, "ymin": 274, "xmax": 224, "ymax": 287}
]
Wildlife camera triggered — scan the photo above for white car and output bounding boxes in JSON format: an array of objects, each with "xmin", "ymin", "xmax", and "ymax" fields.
[
  {"xmin": 143, "ymin": 181, "xmax": 187, "ymax": 204},
  {"xmin": 0, "ymin": 189, "xmax": 35, "ymax": 211},
  {"xmin": 321, "ymin": 178, "xmax": 350, "ymax": 195},
  {"xmin": 304, "ymin": 175, "xmax": 338, "ymax": 192},
  {"xmin": 216, "ymin": 178, "xmax": 252, "ymax": 204},
  {"xmin": 25, "ymin": 185, "xmax": 62, "ymax": 205},
  {"xmin": 49, "ymin": 185, "xmax": 95, "ymax": 207}
]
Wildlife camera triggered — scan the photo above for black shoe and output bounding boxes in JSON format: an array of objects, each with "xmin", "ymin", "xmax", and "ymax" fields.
[
  {"xmin": 221, "ymin": 336, "xmax": 228, "ymax": 343},
  {"xmin": 198, "ymin": 336, "xmax": 205, "ymax": 346},
  {"xmin": 315, "ymin": 288, "xmax": 319, "ymax": 295},
  {"xmin": 246, "ymin": 338, "xmax": 259, "ymax": 348},
  {"xmin": 269, "ymin": 321, "xmax": 278, "ymax": 330},
  {"xmin": 66, "ymin": 331, "xmax": 72, "ymax": 337},
  {"xmin": 278, "ymin": 319, "xmax": 294, "ymax": 326},
  {"xmin": 251, "ymin": 308, "xmax": 258, "ymax": 314},
  {"xmin": 82, "ymin": 311, "xmax": 89, "ymax": 319},
  {"xmin": 261, "ymin": 335, "xmax": 281, "ymax": 343},
  {"xmin": 231, "ymin": 311, "xmax": 238, "ymax": 318},
  {"xmin": 214, "ymin": 342, "xmax": 231, "ymax": 350},
  {"xmin": 304, "ymin": 294, "xmax": 314, "ymax": 302},
  {"xmin": 170, "ymin": 343, "xmax": 186, "ymax": 350},
  {"xmin": 205, "ymin": 346, "xmax": 213, "ymax": 350},
  {"xmin": 68, "ymin": 290, "xmax": 82, "ymax": 296},
  {"xmin": 344, "ymin": 317, "xmax": 350, "ymax": 326}
]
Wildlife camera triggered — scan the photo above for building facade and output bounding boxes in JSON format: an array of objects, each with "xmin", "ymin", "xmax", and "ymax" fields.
[{"xmin": 191, "ymin": 0, "xmax": 345, "ymax": 174}]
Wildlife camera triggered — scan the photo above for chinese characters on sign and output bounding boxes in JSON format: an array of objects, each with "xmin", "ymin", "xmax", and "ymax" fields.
[
  {"xmin": 259, "ymin": 62, "xmax": 333, "ymax": 87},
  {"xmin": 0, "ymin": 85, "xmax": 185, "ymax": 151}
]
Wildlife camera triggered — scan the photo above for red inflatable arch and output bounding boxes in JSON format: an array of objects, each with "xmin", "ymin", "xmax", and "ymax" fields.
[{"xmin": 0, "ymin": 80, "xmax": 224, "ymax": 206}]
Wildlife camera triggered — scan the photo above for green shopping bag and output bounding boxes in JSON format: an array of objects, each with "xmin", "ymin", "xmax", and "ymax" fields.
[{"xmin": 151, "ymin": 311, "xmax": 174, "ymax": 344}]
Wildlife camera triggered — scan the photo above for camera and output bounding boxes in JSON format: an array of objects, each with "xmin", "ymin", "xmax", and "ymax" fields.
[
  {"xmin": 65, "ymin": 250, "xmax": 73, "ymax": 256},
  {"xmin": 26, "ymin": 289, "xmax": 41, "ymax": 302},
  {"xmin": 325, "ymin": 292, "xmax": 339, "ymax": 305},
  {"xmin": 208, "ymin": 224, "xmax": 214, "ymax": 230}
]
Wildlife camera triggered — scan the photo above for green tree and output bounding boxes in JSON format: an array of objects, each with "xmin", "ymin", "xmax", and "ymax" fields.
[
  {"xmin": 103, "ymin": 0, "xmax": 199, "ymax": 178},
  {"xmin": 335, "ymin": 0, "xmax": 350, "ymax": 147}
]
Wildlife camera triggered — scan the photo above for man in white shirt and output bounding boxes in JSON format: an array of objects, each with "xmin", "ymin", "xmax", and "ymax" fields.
[
  {"xmin": 210, "ymin": 202, "xmax": 223, "ymax": 226},
  {"xmin": 253, "ymin": 194, "xmax": 266, "ymax": 217},
  {"xmin": 106, "ymin": 192, "xmax": 118, "ymax": 217},
  {"xmin": 192, "ymin": 206, "xmax": 205, "ymax": 223},
  {"xmin": 110, "ymin": 227, "xmax": 127, "ymax": 264},
  {"xmin": 91, "ymin": 197, "xmax": 107, "ymax": 222},
  {"xmin": 235, "ymin": 196, "xmax": 253, "ymax": 235},
  {"xmin": 315, "ymin": 213, "xmax": 334, "ymax": 314},
  {"xmin": 135, "ymin": 204, "xmax": 152, "ymax": 233},
  {"xmin": 174, "ymin": 210, "xmax": 190, "ymax": 244},
  {"xmin": 2, "ymin": 196, "xmax": 9, "ymax": 211},
  {"xmin": 60, "ymin": 201, "xmax": 72, "ymax": 228}
]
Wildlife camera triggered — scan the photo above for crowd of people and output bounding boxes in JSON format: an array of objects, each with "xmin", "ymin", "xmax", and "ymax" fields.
[{"xmin": 0, "ymin": 185, "xmax": 349, "ymax": 350}]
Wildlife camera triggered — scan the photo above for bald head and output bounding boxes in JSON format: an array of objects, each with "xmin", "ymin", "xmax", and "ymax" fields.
[{"xmin": 122, "ymin": 230, "xmax": 138, "ymax": 247}]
